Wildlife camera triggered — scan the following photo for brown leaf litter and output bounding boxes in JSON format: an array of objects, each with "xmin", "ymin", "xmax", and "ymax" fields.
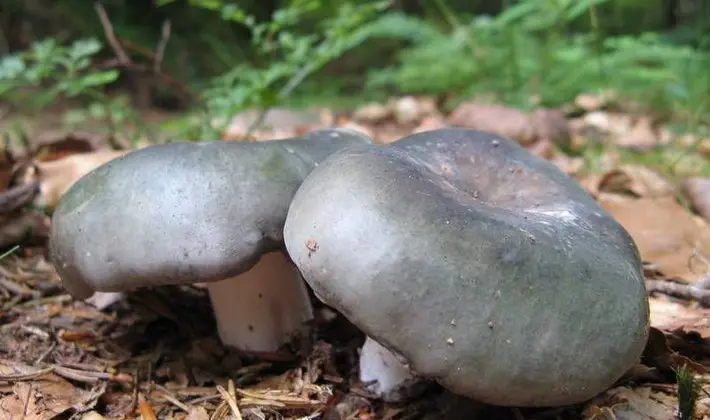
[
  {"xmin": 220, "ymin": 108, "xmax": 336, "ymax": 142},
  {"xmin": 571, "ymin": 112, "xmax": 664, "ymax": 152},
  {"xmin": 0, "ymin": 254, "xmax": 524, "ymax": 419},
  {"xmin": 4, "ymin": 94, "xmax": 710, "ymax": 418},
  {"xmin": 682, "ymin": 177, "xmax": 710, "ymax": 223},
  {"xmin": 446, "ymin": 102, "xmax": 571, "ymax": 149},
  {"xmin": 11, "ymin": 149, "xmax": 128, "ymax": 210},
  {"xmin": 600, "ymin": 195, "xmax": 710, "ymax": 283},
  {"xmin": 585, "ymin": 164, "xmax": 676, "ymax": 199},
  {"xmin": 0, "ymin": 361, "xmax": 106, "ymax": 420},
  {"xmin": 3, "ymin": 230, "xmax": 698, "ymax": 419}
]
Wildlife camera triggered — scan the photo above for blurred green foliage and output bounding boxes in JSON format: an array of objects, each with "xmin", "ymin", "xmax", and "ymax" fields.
[
  {"xmin": 1, "ymin": 0, "xmax": 709, "ymax": 141},
  {"xmin": 366, "ymin": 0, "xmax": 710, "ymax": 117}
]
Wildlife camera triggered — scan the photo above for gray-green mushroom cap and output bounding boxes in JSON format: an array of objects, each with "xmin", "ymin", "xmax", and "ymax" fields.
[
  {"xmin": 283, "ymin": 128, "xmax": 650, "ymax": 407},
  {"xmin": 49, "ymin": 128, "xmax": 372, "ymax": 352}
]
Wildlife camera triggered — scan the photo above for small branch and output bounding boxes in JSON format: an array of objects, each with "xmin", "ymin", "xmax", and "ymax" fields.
[
  {"xmin": 154, "ymin": 20, "xmax": 171, "ymax": 75},
  {"xmin": 0, "ymin": 181, "xmax": 39, "ymax": 214},
  {"xmin": 646, "ymin": 279, "xmax": 710, "ymax": 307},
  {"xmin": 0, "ymin": 17, "xmax": 9, "ymax": 54},
  {"xmin": 98, "ymin": 43, "xmax": 196, "ymax": 104},
  {"xmin": 95, "ymin": 2, "xmax": 131, "ymax": 65}
]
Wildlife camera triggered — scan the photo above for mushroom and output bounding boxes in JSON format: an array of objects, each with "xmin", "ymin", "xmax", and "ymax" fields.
[
  {"xmin": 49, "ymin": 128, "xmax": 372, "ymax": 353},
  {"xmin": 283, "ymin": 128, "xmax": 649, "ymax": 406}
]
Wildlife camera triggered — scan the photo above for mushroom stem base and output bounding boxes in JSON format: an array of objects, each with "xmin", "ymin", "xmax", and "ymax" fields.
[
  {"xmin": 359, "ymin": 336, "xmax": 427, "ymax": 402},
  {"xmin": 206, "ymin": 251, "xmax": 314, "ymax": 353},
  {"xmin": 85, "ymin": 291, "xmax": 124, "ymax": 310}
]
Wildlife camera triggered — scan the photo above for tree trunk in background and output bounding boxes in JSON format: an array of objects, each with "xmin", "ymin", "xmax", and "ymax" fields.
[{"xmin": 664, "ymin": 0, "xmax": 678, "ymax": 28}]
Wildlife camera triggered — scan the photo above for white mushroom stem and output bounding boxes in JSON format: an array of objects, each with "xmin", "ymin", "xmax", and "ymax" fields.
[
  {"xmin": 85, "ymin": 291, "xmax": 125, "ymax": 310},
  {"xmin": 359, "ymin": 336, "xmax": 418, "ymax": 401},
  {"xmin": 206, "ymin": 251, "xmax": 314, "ymax": 352}
]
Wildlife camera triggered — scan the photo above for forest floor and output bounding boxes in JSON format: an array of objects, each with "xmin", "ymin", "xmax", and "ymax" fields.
[{"xmin": 1, "ymin": 92, "xmax": 710, "ymax": 419}]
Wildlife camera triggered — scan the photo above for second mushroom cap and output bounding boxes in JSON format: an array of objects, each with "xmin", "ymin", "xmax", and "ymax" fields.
[{"xmin": 283, "ymin": 128, "xmax": 650, "ymax": 407}]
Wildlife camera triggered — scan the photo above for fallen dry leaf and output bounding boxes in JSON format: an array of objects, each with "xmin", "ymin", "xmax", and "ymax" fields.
[
  {"xmin": 582, "ymin": 111, "xmax": 633, "ymax": 138},
  {"xmin": 12, "ymin": 150, "xmax": 128, "ymax": 210},
  {"xmin": 412, "ymin": 115, "xmax": 447, "ymax": 134},
  {"xmin": 220, "ymin": 108, "xmax": 333, "ymax": 141},
  {"xmin": 532, "ymin": 108, "xmax": 572, "ymax": 146},
  {"xmin": 649, "ymin": 296, "xmax": 710, "ymax": 337},
  {"xmin": 393, "ymin": 96, "xmax": 422, "ymax": 125},
  {"xmin": 641, "ymin": 327, "xmax": 706, "ymax": 375},
  {"xmin": 592, "ymin": 165, "xmax": 675, "ymax": 198},
  {"xmin": 321, "ymin": 394, "xmax": 372, "ymax": 420},
  {"xmin": 578, "ymin": 112, "xmax": 661, "ymax": 151},
  {"xmin": 3, "ymin": 132, "xmax": 105, "ymax": 163},
  {"xmin": 0, "ymin": 361, "xmax": 100, "ymax": 420},
  {"xmin": 447, "ymin": 102, "xmax": 570, "ymax": 147},
  {"xmin": 574, "ymin": 90, "xmax": 616, "ymax": 112},
  {"xmin": 352, "ymin": 102, "xmax": 391, "ymax": 123},
  {"xmin": 368, "ymin": 122, "xmax": 416, "ymax": 144},
  {"xmin": 599, "ymin": 195, "xmax": 710, "ymax": 282},
  {"xmin": 527, "ymin": 138, "xmax": 556, "ymax": 159},
  {"xmin": 551, "ymin": 155, "xmax": 585, "ymax": 176},
  {"xmin": 583, "ymin": 386, "xmax": 679, "ymax": 420},
  {"xmin": 31, "ymin": 132, "xmax": 102, "ymax": 160},
  {"xmin": 681, "ymin": 177, "xmax": 710, "ymax": 222},
  {"xmin": 349, "ymin": 96, "xmax": 442, "ymax": 143},
  {"xmin": 138, "ymin": 395, "xmax": 158, "ymax": 420},
  {"xmin": 184, "ymin": 406, "xmax": 210, "ymax": 420},
  {"xmin": 698, "ymin": 139, "xmax": 710, "ymax": 158},
  {"xmin": 616, "ymin": 116, "xmax": 659, "ymax": 151},
  {"xmin": 333, "ymin": 119, "xmax": 375, "ymax": 139},
  {"xmin": 80, "ymin": 411, "xmax": 108, "ymax": 420}
]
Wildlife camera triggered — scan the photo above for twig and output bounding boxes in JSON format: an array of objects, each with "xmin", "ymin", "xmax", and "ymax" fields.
[
  {"xmin": 216, "ymin": 380, "xmax": 244, "ymax": 420},
  {"xmin": 22, "ymin": 383, "xmax": 32, "ymax": 417},
  {"xmin": 0, "ymin": 182, "xmax": 39, "ymax": 214},
  {"xmin": 0, "ymin": 306, "xmax": 62, "ymax": 331},
  {"xmin": 690, "ymin": 248, "xmax": 710, "ymax": 275},
  {"xmin": 0, "ymin": 278, "xmax": 41, "ymax": 299},
  {"xmin": 154, "ymin": 20, "xmax": 171, "ymax": 74},
  {"xmin": 98, "ymin": 44, "xmax": 195, "ymax": 104},
  {"xmin": 19, "ymin": 325, "xmax": 50, "ymax": 340},
  {"xmin": 130, "ymin": 368, "xmax": 140, "ymax": 416},
  {"xmin": 646, "ymin": 279, "xmax": 710, "ymax": 307},
  {"xmin": 35, "ymin": 341, "xmax": 56, "ymax": 364},
  {"xmin": 0, "ymin": 277, "xmax": 38, "ymax": 297},
  {"xmin": 185, "ymin": 393, "xmax": 221, "ymax": 405},
  {"xmin": 0, "ymin": 366, "xmax": 54, "ymax": 382},
  {"xmin": 156, "ymin": 385, "xmax": 191, "ymax": 413},
  {"xmin": 51, "ymin": 365, "xmax": 133, "ymax": 383},
  {"xmin": 0, "ymin": 18, "xmax": 9, "ymax": 54},
  {"xmin": 235, "ymin": 388, "xmax": 321, "ymax": 409},
  {"xmin": 95, "ymin": 2, "xmax": 131, "ymax": 65},
  {"xmin": 17, "ymin": 293, "xmax": 72, "ymax": 308}
]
